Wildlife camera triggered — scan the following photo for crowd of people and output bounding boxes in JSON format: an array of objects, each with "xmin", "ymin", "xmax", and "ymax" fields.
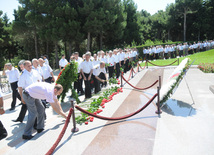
[
  {"xmin": 0, "ymin": 48, "xmax": 139, "ymax": 141},
  {"xmin": 143, "ymin": 40, "xmax": 214, "ymax": 60}
]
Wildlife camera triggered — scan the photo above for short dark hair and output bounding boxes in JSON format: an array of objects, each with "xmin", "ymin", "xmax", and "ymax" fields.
[
  {"xmin": 54, "ymin": 84, "xmax": 63, "ymax": 91},
  {"xmin": 74, "ymin": 52, "xmax": 79, "ymax": 55}
]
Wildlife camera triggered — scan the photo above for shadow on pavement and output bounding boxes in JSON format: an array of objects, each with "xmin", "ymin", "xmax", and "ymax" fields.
[{"xmin": 162, "ymin": 99, "xmax": 196, "ymax": 117}]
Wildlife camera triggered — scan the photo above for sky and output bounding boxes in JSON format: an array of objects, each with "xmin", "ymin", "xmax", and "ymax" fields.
[{"xmin": 0, "ymin": 0, "xmax": 175, "ymax": 21}]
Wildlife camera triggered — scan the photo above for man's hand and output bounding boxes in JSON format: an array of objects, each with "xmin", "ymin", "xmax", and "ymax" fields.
[
  {"xmin": 88, "ymin": 75, "xmax": 91, "ymax": 81},
  {"xmin": 21, "ymin": 99, "xmax": 26, "ymax": 104},
  {"xmin": 79, "ymin": 74, "xmax": 82, "ymax": 80},
  {"xmin": 101, "ymin": 80, "xmax": 105, "ymax": 83},
  {"xmin": 52, "ymin": 77, "xmax": 55, "ymax": 82},
  {"xmin": 0, "ymin": 109, "xmax": 5, "ymax": 115},
  {"xmin": 83, "ymin": 76, "xmax": 86, "ymax": 81}
]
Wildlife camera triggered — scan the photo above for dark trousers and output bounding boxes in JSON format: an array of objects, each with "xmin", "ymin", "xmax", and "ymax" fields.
[
  {"xmin": 108, "ymin": 66, "xmax": 114, "ymax": 78},
  {"xmin": 0, "ymin": 121, "xmax": 7, "ymax": 140},
  {"xmin": 10, "ymin": 81, "xmax": 21, "ymax": 108},
  {"xmin": 115, "ymin": 63, "xmax": 120, "ymax": 78},
  {"xmin": 16, "ymin": 103, "xmax": 27, "ymax": 121},
  {"xmin": 124, "ymin": 60, "xmax": 129, "ymax": 73},
  {"xmin": 93, "ymin": 75, "xmax": 101, "ymax": 94},
  {"xmin": 179, "ymin": 50, "xmax": 183, "ymax": 57},
  {"xmin": 121, "ymin": 60, "xmax": 124, "ymax": 66},
  {"xmin": 99, "ymin": 72, "xmax": 107, "ymax": 87},
  {"xmin": 84, "ymin": 73, "xmax": 91, "ymax": 98},
  {"xmin": 164, "ymin": 53, "xmax": 168, "ymax": 59},
  {"xmin": 74, "ymin": 73, "xmax": 84, "ymax": 93},
  {"xmin": 44, "ymin": 77, "xmax": 52, "ymax": 84}
]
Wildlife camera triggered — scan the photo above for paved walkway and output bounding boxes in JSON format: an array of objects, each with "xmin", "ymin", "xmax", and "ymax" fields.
[{"xmin": 0, "ymin": 66, "xmax": 214, "ymax": 155}]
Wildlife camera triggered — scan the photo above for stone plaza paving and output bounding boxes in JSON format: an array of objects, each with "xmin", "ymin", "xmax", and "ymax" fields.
[{"xmin": 0, "ymin": 65, "xmax": 214, "ymax": 155}]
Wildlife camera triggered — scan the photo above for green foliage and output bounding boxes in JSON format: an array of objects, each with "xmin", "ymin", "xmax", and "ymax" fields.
[
  {"xmin": 198, "ymin": 63, "xmax": 214, "ymax": 73},
  {"xmin": 56, "ymin": 60, "xmax": 79, "ymax": 102},
  {"xmin": 76, "ymin": 86, "xmax": 120, "ymax": 124}
]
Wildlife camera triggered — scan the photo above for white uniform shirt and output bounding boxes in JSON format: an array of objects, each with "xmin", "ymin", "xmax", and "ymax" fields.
[
  {"xmin": 80, "ymin": 60, "xmax": 93, "ymax": 74},
  {"xmin": 93, "ymin": 59, "xmax": 100, "ymax": 66},
  {"xmin": 100, "ymin": 56, "xmax": 107, "ymax": 63},
  {"xmin": 93, "ymin": 65, "xmax": 106, "ymax": 76},
  {"xmin": 5, "ymin": 67, "xmax": 20, "ymax": 83},
  {"xmin": 32, "ymin": 66, "xmax": 43, "ymax": 78},
  {"xmin": 59, "ymin": 58, "xmax": 68, "ymax": 67},
  {"xmin": 41, "ymin": 64, "xmax": 53, "ymax": 80},
  {"xmin": 113, "ymin": 54, "xmax": 120, "ymax": 63},
  {"xmin": 75, "ymin": 57, "xmax": 83, "ymax": 73},
  {"xmin": 18, "ymin": 70, "xmax": 42, "ymax": 89},
  {"xmin": 44, "ymin": 59, "xmax": 49, "ymax": 66},
  {"xmin": 0, "ymin": 89, "xmax": 2, "ymax": 98},
  {"xmin": 119, "ymin": 52, "xmax": 125, "ymax": 61},
  {"xmin": 107, "ymin": 56, "xmax": 115, "ymax": 66},
  {"xmin": 25, "ymin": 82, "xmax": 57, "ymax": 103}
]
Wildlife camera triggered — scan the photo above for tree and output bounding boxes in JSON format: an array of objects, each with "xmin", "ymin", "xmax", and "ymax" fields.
[{"xmin": 175, "ymin": 0, "xmax": 202, "ymax": 41}]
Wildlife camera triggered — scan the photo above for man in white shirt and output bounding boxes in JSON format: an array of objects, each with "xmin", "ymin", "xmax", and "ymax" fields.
[
  {"xmin": 119, "ymin": 49, "xmax": 125, "ymax": 67},
  {"xmin": 18, "ymin": 61, "xmax": 42, "ymax": 129},
  {"xmin": 107, "ymin": 51, "xmax": 115, "ymax": 78},
  {"xmin": 0, "ymin": 90, "xmax": 8, "ymax": 140},
  {"xmin": 2, "ymin": 63, "xmax": 21, "ymax": 110},
  {"xmin": 74, "ymin": 52, "xmax": 84, "ymax": 95},
  {"xmin": 93, "ymin": 62, "xmax": 107, "ymax": 93},
  {"xmin": 113, "ymin": 50, "xmax": 120, "ymax": 78},
  {"xmin": 38, "ymin": 58, "xmax": 55, "ymax": 83},
  {"xmin": 32, "ymin": 59, "xmax": 43, "ymax": 81},
  {"xmin": 59, "ymin": 55, "xmax": 68, "ymax": 71},
  {"xmin": 43, "ymin": 55, "xmax": 49, "ymax": 66},
  {"xmin": 22, "ymin": 82, "xmax": 67, "ymax": 140},
  {"xmin": 80, "ymin": 52, "xmax": 93, "ymax": 99}
]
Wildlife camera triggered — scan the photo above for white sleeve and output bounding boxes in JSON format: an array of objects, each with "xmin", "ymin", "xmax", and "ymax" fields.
[
  {"xmin": 18, "ymin": 74, "xmax": 25, "ymax": 88},
  {"xmin": 48, "ymin": 65, "xmax": 53, "ymax": 72},
  {"xmin": 16, "ymin": 69, "xmax": 20, "ymax": 79},
  {"xmin": 0, "ymin": 89, "xmax": 3, "ymax": 98}
]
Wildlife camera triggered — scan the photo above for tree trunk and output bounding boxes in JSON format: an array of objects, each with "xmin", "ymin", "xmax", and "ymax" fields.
[
  {"xmin": 99, "ymin": 31, "xmax": 103, "ymax": 50},
  {"xmin": 168, "ymin": 29, "xmax": 171, "ymax": 41},
  {"xmin": 68, "ymin": 41, "xmax": 72, "ymax": 58},
  {"xmin": 184, "ymin": 9, "xmax": 187, "ymax": 42},
  {"xmin": 87, "ymin": 32, "xmax": 90, "ymax": 51},
  {"xmin": 55, "ymin": 42, "xmax": 59, "ymax": 69},
  {"xmin": 34, "ymin": 34, "xmax": 38, "ymax": 58},
  {"xmin": 46, "ymin": 41, "xmax": 49, "ymax": 56},
  {"xmin": 64, "ymin": 41, "xmax": 67, "ymax": 60},
  {"xmin": 198, "ymin": 29, "xmax": 200, "ymax": 41}
]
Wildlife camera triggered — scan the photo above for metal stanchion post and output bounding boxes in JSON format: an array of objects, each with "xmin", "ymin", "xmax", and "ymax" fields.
[
  {"xmin": 121, "ymin": 73, "xmax": 123, "ymax": 87},
  {"xmin": 146, "ymin": 60, "xmax": 148, "ymax": 69},
  {"xmin": 71, "ymin": 100, "xmax": 79, "ymax": 133},
  {"xmin": 159, "ymin": 76, "xmax": 161, "ymax": 89},
  {"xmin": 155, "ymin": 86, "xmax": 162, "ymax": 114},
  {"xmin": 131, "ymin": 68, "xmax": 134, "ymax": 78},
  {"xmin": 138, "ymin": 63, "xmax": 140, "ymax": 72}
]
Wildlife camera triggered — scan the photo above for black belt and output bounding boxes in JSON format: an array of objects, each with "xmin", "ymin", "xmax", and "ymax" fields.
[{"xmin": 23, "ymin": 90, "xmax": 30, "ymax": 96}]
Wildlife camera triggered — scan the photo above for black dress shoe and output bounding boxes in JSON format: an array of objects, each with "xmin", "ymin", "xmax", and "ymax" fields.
[
  {"xmin": 9, "ymin": 107, "xmax": 15, "ymax": 111},
  {"xmin": 37, "ymin": 129, "xmax": 44, "ymax": 133},
  {"xmin": 12, "ymin": 119, "xmax": 23, "ymax": 123},
  {"xmin": 22, "ymin": 135, "xmax": 34, "ymax": 140}
]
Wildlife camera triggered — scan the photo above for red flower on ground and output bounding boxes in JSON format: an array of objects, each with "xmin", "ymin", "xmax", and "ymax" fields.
[{"xmin": 85, "ymin": 122, "xmax": 88, "ymax": 125}]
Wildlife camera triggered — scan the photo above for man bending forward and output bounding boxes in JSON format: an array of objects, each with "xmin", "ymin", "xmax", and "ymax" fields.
[{"xmin": 22, "ymin": 82, "xmax": 67, "ymax": 140}]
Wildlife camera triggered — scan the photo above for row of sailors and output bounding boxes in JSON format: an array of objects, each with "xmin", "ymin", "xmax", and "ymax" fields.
[
  {"xmin": 67, "ymin": 49, "xmax": 138, "ymax": 99},
  {"xmin": 143, "ymin": 40, "xmax": 214, "ymax": 59}
]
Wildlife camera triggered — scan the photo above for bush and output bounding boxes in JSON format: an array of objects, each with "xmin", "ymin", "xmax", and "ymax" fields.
[{"xmin": 198, "ymin": 63, "xmax": 214, "ymax": 73}]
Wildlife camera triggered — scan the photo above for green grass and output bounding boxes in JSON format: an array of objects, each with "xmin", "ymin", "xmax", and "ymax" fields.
[{"xmin": 140, "ymin": 49, "xmax": 214, "ymax": 66}]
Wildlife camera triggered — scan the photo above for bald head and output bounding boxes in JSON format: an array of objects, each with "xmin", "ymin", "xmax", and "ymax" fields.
[{"xmin": 24, "ymin": 60, "xmax": 32, "ymax": 72}]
